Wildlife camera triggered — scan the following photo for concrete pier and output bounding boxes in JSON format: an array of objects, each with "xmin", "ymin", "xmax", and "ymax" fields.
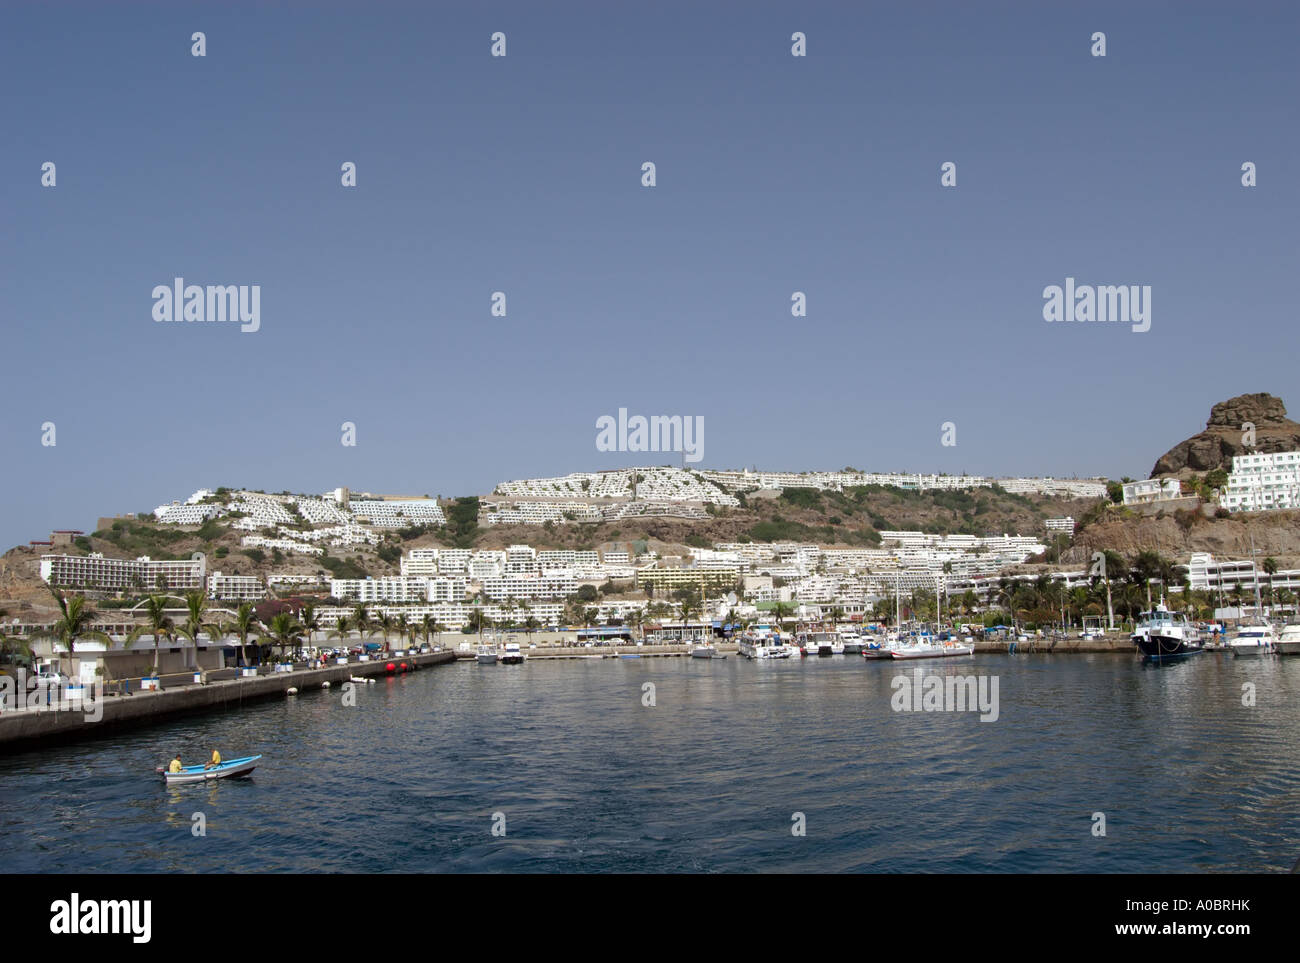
[{"xmin": 0, "ymin": 651, "xmax": 456, "ymax": 752}]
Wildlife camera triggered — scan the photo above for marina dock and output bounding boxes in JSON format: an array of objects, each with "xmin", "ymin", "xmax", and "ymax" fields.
[{"xmin": 0, "ymin": 650, "xmax": 457, "ymax": 751}]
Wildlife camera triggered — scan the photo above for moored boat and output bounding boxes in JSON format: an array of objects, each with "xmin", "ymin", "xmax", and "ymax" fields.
[
  {"xmin": 1229, "ymin": 622, "xmax": 1277, "ymax": 657},
  {"xmin": 1277, "ymin": 624, "xmax": 1300, "ymax": 655},
  {"xmin": 1132, "ymin": 603, "xmax": 1203, "ymax": 659},
  {"xmin": 890, "ymin": 639, "xmax": 974, "ymax": 659},
  {"xmin": 838, "ymin": 628, "xmax": 864, "ymax": 655},
  {"xmin": 476, "ymin": 644, "xmax": 500, "ymax": 665}
]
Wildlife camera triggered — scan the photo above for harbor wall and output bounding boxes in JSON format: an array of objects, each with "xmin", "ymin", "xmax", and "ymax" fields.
[{"xmin": 0, "ymin": 651, "xmax": 456, "ymax": 752}]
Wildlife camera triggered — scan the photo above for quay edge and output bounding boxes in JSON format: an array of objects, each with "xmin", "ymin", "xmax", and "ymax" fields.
[{"xmin": 0, "ymin": 651, "xmax": 457, "ymax": 753}]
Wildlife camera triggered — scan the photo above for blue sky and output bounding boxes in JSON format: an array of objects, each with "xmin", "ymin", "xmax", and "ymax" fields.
[{"xmin": 2, "ymin": 1, "xmax": 1297, "ymax": 549}]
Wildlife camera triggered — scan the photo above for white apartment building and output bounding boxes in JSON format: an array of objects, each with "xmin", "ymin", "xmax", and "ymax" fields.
[
  {"xmin": 481, "ymin": 574, "xmax": 578, "ymax": 599},
  {"xmin": 154, "ymin": 502, "xmax": 225, "ymax": 525},
  {"xmin": 330, "ymin": 576, "xmax": 430, "ymax": 603},
  {"xmin": 207, "ymin": 571, "xmax": 265, "ymax": 601},
  {"xmin": 241, "ymin": 535, "xmax": 323, "ymax": 556},
  {"xmin": 426, "ymin": 577, "xmax": 467, "ymax": 602},
  {"xmin": 1122, "ymin": 478, "xmax": 1181, "ymax": 506},
  {"xmin": 40, "ymin": 553, "xmax": 207, "ymax": 593},
  {"xmin": 468, "ymin": 552, "xmax": 506, "ymax": 580},
  {"xmin": 505, "ymin": 545, "xmax": 538, "ymax": 573},
  {"xmin": 1221, "ymin": 450, "xmax": 1300, "ymax": 513},
  {"xmin": 401, "ymin": 549, "xmax": 441, "ymax": 577},
  {"xmin": 227, "ymin": 492, "xmax": 296, "ymax": 528},
  {"xmin": 538, "ymin": 550, "xmax": 600, "ymax": 572},
  {"xmin": 347, "ymin": 498, "xmax": 446, "ymax": 528},
  {"xmin": 434, "ymin": 550, "xmax": 472, "ymax": 574},
  {"xmin": 1045, "ymin": 517, "xmax": 1076, "ymax": 536}
]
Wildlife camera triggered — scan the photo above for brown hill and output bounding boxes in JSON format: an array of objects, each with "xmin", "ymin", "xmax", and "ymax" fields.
[{"xmin": 1150, "ymin": 393, "xmax": 1300, "ymax": 478}]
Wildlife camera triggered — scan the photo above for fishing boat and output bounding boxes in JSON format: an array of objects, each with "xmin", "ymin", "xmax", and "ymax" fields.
[
  {"xmin": 500, "ymin": 640, "xmax": 526, "ymax": 664},
  {"xmin": 689, "ymin": 640, "xmax": 725, "ymax": 659},
  {"xmin": 838, "ymin": 628, "xmax": 864, "ymax": 655},
  {"xmin": 890, "ymin": 638, "xmax": 975, "ymax": 659},
  {"xmin": 160, "ymin": 755, "xmax": 262, "ymax": 785},
  {"xmin": 738, "ymin": 633, "xmax": 791, "ymax": 659},
  {"xmin": 799, "ymin": 631, "xmax": 838, "ymax": 656},
  {"xmin": 1276, "ymin": 624, "xmax": 1300, "ymax": 655},
  {"xmin": 862, "ymin": 634, "xmax": 900, "ymax": 660},
  {"xmin": 1131, "ymin": 603, "xmax": 1203, "ymax": 659},
  {"xmin": 1229, "ymin": 622, "xmax": 1277, "ymax": 657},
  {"xmin": 476, "ymin": 644, "xmax": 500, "ymax": 665}
]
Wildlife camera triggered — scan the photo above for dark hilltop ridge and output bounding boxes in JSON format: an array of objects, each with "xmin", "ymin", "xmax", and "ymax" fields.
[{"xmin": 1151, "ymin": 393, "xmax": 1300, "ymax": 479}]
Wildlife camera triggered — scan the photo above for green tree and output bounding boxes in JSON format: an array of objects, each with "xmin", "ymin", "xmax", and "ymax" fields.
[
  {"xmin": 175, "ymin": 590, "xmax": 221, "ymax": 682},
  {"xmin": 32, "ymin": 588, "xmax": 113, "ymax": 676},
  {"xmin": 222, "ymin": 602, "xmax": 258, "ymax": 667},
  {"xmin": 126, "ymin": 593, "xmax": 175, "ymax": 677},
  {"xmin": 263, "ymin": 611, "xmax": 304, "ymax": 662}
]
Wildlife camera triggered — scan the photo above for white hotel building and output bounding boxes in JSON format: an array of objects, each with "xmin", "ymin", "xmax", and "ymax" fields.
[
  {"xmin": 1221, "ymin": 450, "xmax": 1300, "ymax": 513},
  {"xmin": 207, "ymin": 571, "xmax": 266, "ymax": 601},
  {"xmin": 1121, "ymin": 478, "xmax": 1181, "ymax": 506},
  {"xmin": 40, "ymin": 553, "xmax": 207, "ymax": 593},
  {"xmin": 330, "ymin": 576, "xmax": 430, "ymax": 603}
]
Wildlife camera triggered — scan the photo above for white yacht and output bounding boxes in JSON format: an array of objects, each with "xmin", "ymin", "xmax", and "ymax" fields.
[
  {"xmin": 690, "ymin": 639, "xmax": 724, "ymax": 659},
  {"xmin": 475, "ymin": 644, "xmax": 499, "ymax": 665},
  {"xmin": 500, "ymin": 640, "xmax": 526, "ymax": 664},
  {"xmin": 890, "ymin": 637, "xmax": 975, "ymax": 660},
  {"xmin": 1230, "ymin": 622, "xmax": 1277, "ymax": 657},
  {"xmin": 838, "ymin": 628, "xmax": 864, "ymax": 655},
  {"xmin": 738, "ymin": 633, "xmax": 791, "ymax": 659},
  {"xmin": 1276, "ymin": 624, "xmax": 1300, "ymax": 655},
  {"xmin": 800, "ymin": 631, "xmax": 839, "ymax": 656}
]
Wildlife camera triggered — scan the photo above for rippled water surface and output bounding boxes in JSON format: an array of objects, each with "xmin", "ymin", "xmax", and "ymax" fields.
[{"xmin": 3, "ymin": 654, "xmax": 1299, "ymax": 872}]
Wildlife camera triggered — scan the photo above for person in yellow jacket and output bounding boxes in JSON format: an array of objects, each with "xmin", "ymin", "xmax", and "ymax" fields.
[
  {"xmin": 168, "ymin": 755, "xmax": 183, "ymax": 774},
  {"xmin": 204, "ymin": 749, "xmax": 221, "ymax": 770}
]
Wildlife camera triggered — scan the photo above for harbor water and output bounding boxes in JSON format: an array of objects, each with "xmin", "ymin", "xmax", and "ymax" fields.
[{"xmin": 2, "ymin": 654, "xmax": 1298, "ymax": 873}]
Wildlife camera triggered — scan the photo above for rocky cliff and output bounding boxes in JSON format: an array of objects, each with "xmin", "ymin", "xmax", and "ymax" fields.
[{"xmin": 1151, "ymin": 393, "xmax": 1300, "ymax": 478}]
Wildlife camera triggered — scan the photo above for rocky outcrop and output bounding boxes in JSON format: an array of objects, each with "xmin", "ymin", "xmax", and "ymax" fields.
[{"xmin": 1151, "ymin": 393, "xmax": 1300, "ymax": 477}]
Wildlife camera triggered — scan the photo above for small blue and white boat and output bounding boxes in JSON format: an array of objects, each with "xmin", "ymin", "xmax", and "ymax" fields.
[{"xmin": 160, "ymin": 755, "xmax": 262, "ymax": 785}]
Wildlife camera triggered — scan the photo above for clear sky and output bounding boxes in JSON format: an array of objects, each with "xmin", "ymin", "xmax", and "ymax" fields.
[{"xmin": 2, "ymin": 1, "xmax": 1297, "ymax": 549}]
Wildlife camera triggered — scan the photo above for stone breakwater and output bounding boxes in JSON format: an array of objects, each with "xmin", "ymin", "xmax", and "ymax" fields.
[{"xmin": 0, "ymin": 651, "xmax": 457, "ymax": 751}]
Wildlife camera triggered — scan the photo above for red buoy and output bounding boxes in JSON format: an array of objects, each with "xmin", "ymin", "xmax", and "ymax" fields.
[
  {"xmin": 400, "ymin": 662, "xmax": 408, "ymax": 672},
  {"xmin": 386, "ymin": 662, "xmax": 395, "ymax": 673}
]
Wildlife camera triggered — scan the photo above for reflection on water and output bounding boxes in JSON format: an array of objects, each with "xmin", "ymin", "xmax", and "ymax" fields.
[{"xmin": 1, "ymin": 654, "xmax": 1298, "ymax": 872}]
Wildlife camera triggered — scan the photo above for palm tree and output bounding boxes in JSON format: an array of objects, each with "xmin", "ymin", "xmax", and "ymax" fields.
[
  {"xmin": 222, "ymin": 602, "xmax": 258, "ymax": 667},
  {"xmin": 1263, "ymin": 557, "xmax": 1278, "ymax": 611},
  {"xmin": 771, "ymin": 601, "xmax": 791, "ymax": 633},
  {"xmin": 376, "ymin": 612, "xmax": 396, "ymax": 651},
  {"xmin": 351, "ymin": 604, "xmax": 371, "ymax": 648},
  {"xmin": 264, "ymin": 611, "xmax": 304, "ymax": 663},
  {"xmin": 175, "ymin": 590, "xmax": 221, "ymax": 681},
  {"xmin": 32, "ymin": 587, "xmax": 113, "ymax": 677},
  {"xmin": 1277, "ymin": 588, "xmax": 1295, "ymax": 618},
  {"xmin": 127, "ymin": 593, "xmax": 175, "ymax": 677},
  {"xmin": 419, "ymin": 614, "xmax": 443, "ymax": 648},
  {"xmin": 675, "ymin": 599, "xmax": 698, "ymax": 641},
  {"xmin": 299, "ymin": 603, "xmax": 321, "ymax": 651},
  {"xmin": 0, "ymin": 608, "xmax": 32, "ymax": 667}
]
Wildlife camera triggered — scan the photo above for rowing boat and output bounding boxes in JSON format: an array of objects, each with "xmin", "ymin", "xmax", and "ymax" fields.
[{"xmin": 159, "ymin": 755, "xmax": 262, "ymax": 785}]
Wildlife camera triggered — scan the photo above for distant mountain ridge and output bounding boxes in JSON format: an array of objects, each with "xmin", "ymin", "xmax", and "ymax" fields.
[{"xmin": 1151, "ymin": 393, "xmax": 1300, "ymax": 478}]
